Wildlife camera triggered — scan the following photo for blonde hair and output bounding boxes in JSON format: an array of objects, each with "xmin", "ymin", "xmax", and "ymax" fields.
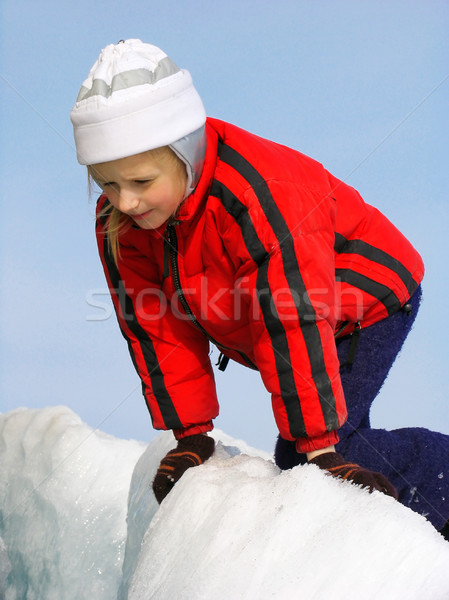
[{"xmin": 88, "ymin": 147, "xmax": 187, "ymax": 264}]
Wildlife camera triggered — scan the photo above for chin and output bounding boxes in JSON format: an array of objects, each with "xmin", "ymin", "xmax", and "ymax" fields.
[{"xmin": 134, "ymin": 217, "xmax": 165, "ymax": 230}]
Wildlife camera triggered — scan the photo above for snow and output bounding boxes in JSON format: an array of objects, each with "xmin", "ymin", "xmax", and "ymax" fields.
[{"xmin": 0, "ymin": 407, "xmax": 448, "ymax": 599}]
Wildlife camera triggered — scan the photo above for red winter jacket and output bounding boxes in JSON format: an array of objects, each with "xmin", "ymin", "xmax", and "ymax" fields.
[{"xmin": 96, "ymin": 118, "xmax": 424, "ymax": 453}]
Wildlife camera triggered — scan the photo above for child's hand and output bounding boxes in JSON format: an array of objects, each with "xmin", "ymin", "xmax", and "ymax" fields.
[
  {"xmin": 152, "ymin": 434, "xmax": 215, "ymax": 503},
  {"xmin": 309, "ymin": 451, "xmax": 398, "ymax": 498}
]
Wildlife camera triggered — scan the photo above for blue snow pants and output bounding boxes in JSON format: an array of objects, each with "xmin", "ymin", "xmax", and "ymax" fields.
[{"xmin": 274, "ymin": 286, "xmax": 449, "ymax": 531}]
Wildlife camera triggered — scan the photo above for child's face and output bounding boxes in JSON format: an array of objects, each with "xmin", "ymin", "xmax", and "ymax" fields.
[{"xmin": 92, "ymin": 149, "xmax": 187, "ymax": 230}]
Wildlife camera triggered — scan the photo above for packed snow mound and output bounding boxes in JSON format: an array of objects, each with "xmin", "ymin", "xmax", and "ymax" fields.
[
  {"xmin": 0, "ymin": 407, "xmax": 448, "ymax": 600},
  {"xmin": 129, "ymin": 444, "xmax": 449, "ymax": 600},
  {"xmin": 0, "ymin": 406, "xmax": 146, "ymax": 599}
]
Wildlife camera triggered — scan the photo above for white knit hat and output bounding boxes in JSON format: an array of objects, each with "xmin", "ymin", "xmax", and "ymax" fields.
[{"xmin": 70, "ymin": 39, "xmax": 206, "ymax": 167}]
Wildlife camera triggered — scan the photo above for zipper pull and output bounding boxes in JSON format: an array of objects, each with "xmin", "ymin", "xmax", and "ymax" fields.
[
  {"xmin": 341, "ymin": 322, "xmax": 361, "ymax": 367},
  {"xmin": 216, "ymin": 353, "xmax": 230, "ymax": 372}
]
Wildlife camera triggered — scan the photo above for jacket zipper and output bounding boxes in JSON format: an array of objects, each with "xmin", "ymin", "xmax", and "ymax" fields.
[{"xmin": 165, "ymin": 223, "xmax": 258, "ymax": 371}]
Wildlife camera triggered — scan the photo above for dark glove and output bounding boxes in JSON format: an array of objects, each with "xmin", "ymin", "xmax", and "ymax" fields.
[
  {"xmin": 309, "ymin": 452, "xmax": 398, "ymax": 499},
  {"xmin": 152, "ymin": 434, "xmax": 215, "ymax": 504}
]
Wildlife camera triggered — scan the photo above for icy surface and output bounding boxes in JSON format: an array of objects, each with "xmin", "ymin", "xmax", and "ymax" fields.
[
  {"xmin": 0, "ymin": 407, "xmax": 448, "ymax": 600},
  {"xmin": 0, "ymin": 407, "xmax": 145, "ymax": 599}
]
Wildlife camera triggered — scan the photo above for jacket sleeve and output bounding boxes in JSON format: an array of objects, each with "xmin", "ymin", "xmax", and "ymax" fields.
[
  {"xmin": 224, "ymin": 179, "xmax": 347, "ymax": 453},
  {"xmin": 96, "ymin": 217, "xmax": 219, "ymax": 439}
]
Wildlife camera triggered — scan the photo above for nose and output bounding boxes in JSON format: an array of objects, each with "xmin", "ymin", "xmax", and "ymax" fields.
[{"xmin": 118, "ymin": 188, "xmax": 140, "ymax": 214}]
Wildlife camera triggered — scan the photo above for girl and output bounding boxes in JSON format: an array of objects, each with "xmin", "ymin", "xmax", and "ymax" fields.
[{"xmin": 71, "ymin": 39, "xmax": 448, "ymax": 538}]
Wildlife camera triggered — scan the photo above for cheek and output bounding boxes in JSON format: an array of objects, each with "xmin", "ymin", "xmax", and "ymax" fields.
[
  {"xmin": 173, "ymin": 178, "xmax": 187, "ymax": 204},
  {"xmin": 154, "ymin": 184, "xmax": 184, "ymax": 209},
  {"xmin": 172, "ymin": 187, "xmax": 185, "ymax": 211}
]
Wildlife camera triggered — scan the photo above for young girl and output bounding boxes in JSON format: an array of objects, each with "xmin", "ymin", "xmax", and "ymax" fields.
[{"xmin": 71, "ymin": 39, "xmax": 448, "ymax": 538}]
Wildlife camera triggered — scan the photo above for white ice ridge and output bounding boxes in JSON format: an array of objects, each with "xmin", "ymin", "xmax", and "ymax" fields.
[{"xmin": 0, "ymin": 406, "xmax": 448, "ymax": 600}]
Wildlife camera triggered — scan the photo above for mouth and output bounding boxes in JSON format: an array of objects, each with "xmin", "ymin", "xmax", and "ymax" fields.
[{"xmin": 132, "ymin": 209, "xmax": 153, "ymax": 221}]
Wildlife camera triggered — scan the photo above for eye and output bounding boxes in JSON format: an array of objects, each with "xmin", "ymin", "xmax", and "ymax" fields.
[
  {"xmin": 134, "ymin": 179, "xmax": 153, "ymax": 185},
  {"xmin": 99, "ymin": 182, "xmax": 120, "ymax": 195}
]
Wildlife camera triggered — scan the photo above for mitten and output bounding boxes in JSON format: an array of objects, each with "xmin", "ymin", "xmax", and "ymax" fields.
[
  {"xmin": 309, "ymin": 452, "xmax": 398, "ymax": 499},
  {"xmin": 152, "ymin": 434, "xmax": 215, "ymax": 504}
]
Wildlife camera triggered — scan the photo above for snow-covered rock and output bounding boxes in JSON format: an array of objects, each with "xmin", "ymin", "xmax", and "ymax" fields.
[{"xmin": 0, "ymin": 407, "xmax": 448, "ymax": 600}]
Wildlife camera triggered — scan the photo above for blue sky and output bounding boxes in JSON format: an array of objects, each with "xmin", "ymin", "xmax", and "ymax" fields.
[{"xmin": 1, "ymin": 1, "xmax": 448, "ymax": 452}]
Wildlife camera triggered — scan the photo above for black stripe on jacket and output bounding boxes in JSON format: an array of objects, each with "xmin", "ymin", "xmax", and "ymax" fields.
[
  {"xmin": 335, "ymin": 232, "xmax": 418, "ymax": 295},
  {"xmin": 334, "ymin": 269, "xmax": 401, "ymax": 316},
  {"xmin": 210, "ymin": 179, "xmax": 307, "ymax": 436},
  {"xmin": 213, "ymin": 143, "xmax": 340, "ymax": 437},
  {"xmin": 97, "ymin": 205, "xmax": 183, "ymax": 430}
]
